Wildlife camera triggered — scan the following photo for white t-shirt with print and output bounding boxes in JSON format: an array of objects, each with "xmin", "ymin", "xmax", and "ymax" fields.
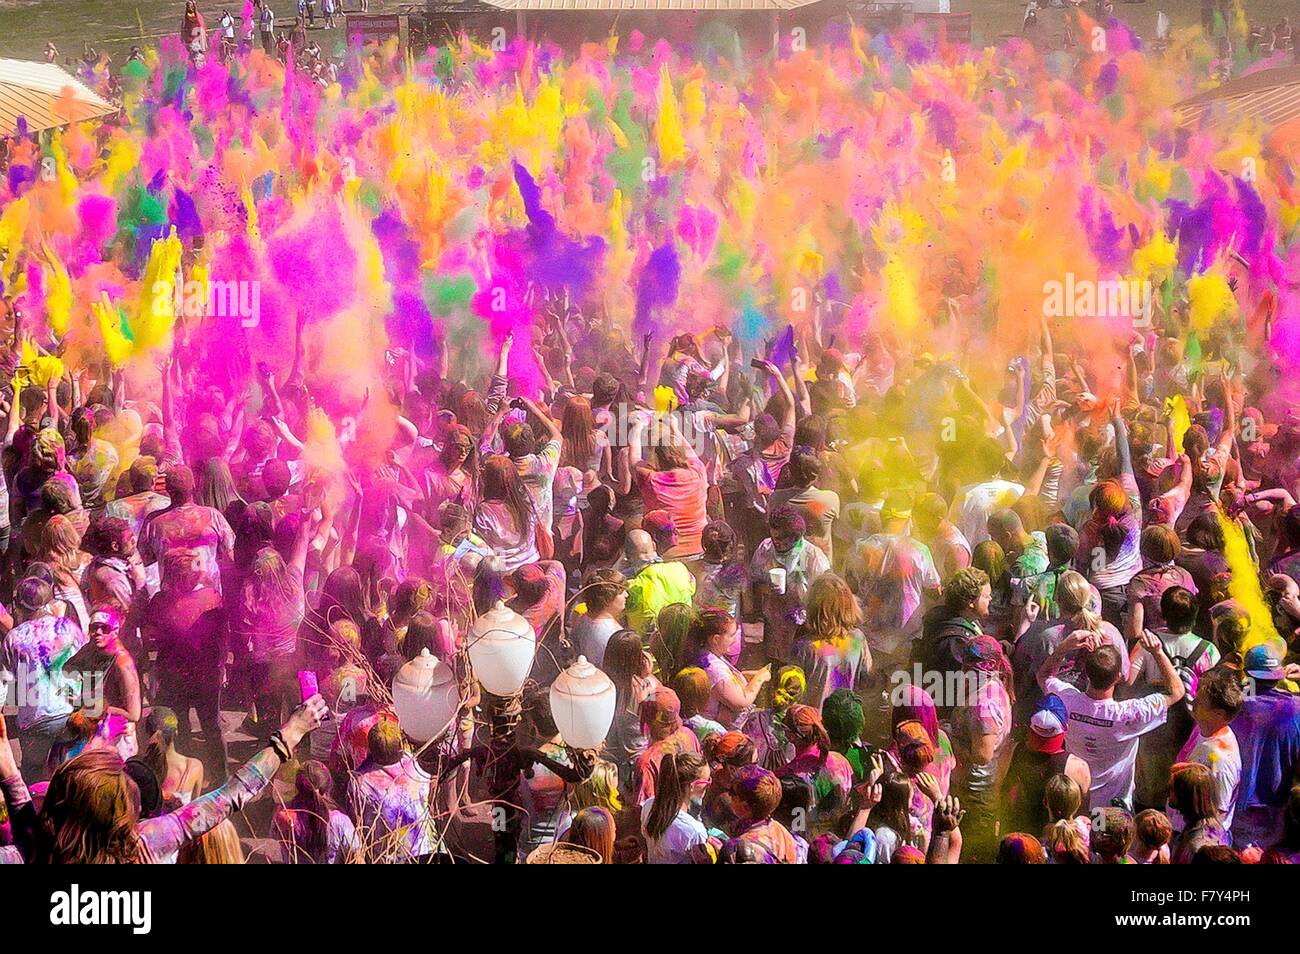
[
  {"xmin": 1173, "ymin": 725, "xmax": 1241, "ymax": 833},
  {"xmin": 1044, "ymin": 676, "xmax": 1168, "ymax": 809}
]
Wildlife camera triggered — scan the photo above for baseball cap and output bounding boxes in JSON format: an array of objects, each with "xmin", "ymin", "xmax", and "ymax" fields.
[
  {"xmin": 1244, "ymin": 643, "xmax": 1287, "ymax": 681},
  {"xmin": 1030, "ymin": 693, "xmax": 1068, "ymax": 737}
]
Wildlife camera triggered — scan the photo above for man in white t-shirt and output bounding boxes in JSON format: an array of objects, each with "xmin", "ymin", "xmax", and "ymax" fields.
[
  {"xmin": 1037, "ymin": 630, "xmax": 1185, "ymax": 809},
  {"xmin": 1172, "ymin": 666, "xmax": 1243, "ymax": 833}
]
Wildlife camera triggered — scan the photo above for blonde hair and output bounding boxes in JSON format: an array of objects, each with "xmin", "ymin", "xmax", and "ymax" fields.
[
  {"xmin": 178, "ymin": 819, "xmax": 246, "ymax": 864},
  {"xmin": 40, "ymin": 514, "xmax": 84, "ymax": 586},
  {"xmin": 1042, "ymin": 819, "xmax": 1089, "ymax": 864},
  {"xmin": 571, "ymin": 759, "xmax": 622, "ymax": 813},
  {"xmin": 1057, "ymin": 570, "xmax": 1102, "ymax": 634}
]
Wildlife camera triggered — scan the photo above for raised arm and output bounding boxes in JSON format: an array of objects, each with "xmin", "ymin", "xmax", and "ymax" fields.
[
  {"xmin": 756, "ymin": 359, "xmax": 796, "ymax": 434},
  {"xmin": 138, "ymin": 698, "xmax": 327, "ymax": 859},
  {"xmin": 1135, "ymin": 629, "xmax": 1186, "ymax": 707},
  {"xmin": 484, "ymin": 334, "xmax": 512, "ymax": 418},
  {"xmin": 1037, "ymin": 630, "xmax": 1089, "ymax": 692},
  {"xmin": 517, "ymin": 395, "xmax": 561, "ymax": 444},
  {"xmin": 6, "ymin": 372, "xmax": 23, "ymax": 446}
]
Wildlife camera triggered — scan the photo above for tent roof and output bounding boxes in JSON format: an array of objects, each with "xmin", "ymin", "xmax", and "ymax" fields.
[
  {"xmin": 1175, "ymin": 65, "xmax": 1300, "ymax": 130},
  {"xmin": 0, "ymin": 58, "xmax": 118, "ymax": 137},
  {"xmin": 479, "ymin": 0, "xmax": 821, "ymax": 10}
]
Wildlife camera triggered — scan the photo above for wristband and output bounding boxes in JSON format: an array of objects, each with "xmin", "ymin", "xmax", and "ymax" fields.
[{"xmin": 268, "ymin": 730, "xmax": 292, "ymax": 763}]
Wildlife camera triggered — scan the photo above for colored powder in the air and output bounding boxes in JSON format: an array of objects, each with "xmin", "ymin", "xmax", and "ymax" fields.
[
  {"xmin": 1164, "ymin": 394, "xmax": 1190, "ymax": 454},
  {"xmin": 635, "ymin": 242, "xmax": 681, "ymax": 337},
  {"xmin": 656, "ymin": 65, "xmax": 685, "ymax": 168},
  {"xmin": 266, "ymin": 201, "xmax": 358, "ymax": 325},
  {"xmin": 1187, "ymin": 272, "xmax": 1238, "ymax": 332},
  {"xmin": 1217, "ymin": 512, "xmax": 1280, "ymax": 652}
]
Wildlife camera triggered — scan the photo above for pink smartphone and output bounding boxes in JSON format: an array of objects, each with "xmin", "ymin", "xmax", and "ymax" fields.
[
  {"xmin": 298, "ymin": 670, "xmax": 330, "ymax": 721},
  {"xmin": 96, "ymin": 712, "xmax": 128, "ymax": 741},
  {"xmin": 298, "ymin": 670, "xmax": 319, "ymax": 702}
]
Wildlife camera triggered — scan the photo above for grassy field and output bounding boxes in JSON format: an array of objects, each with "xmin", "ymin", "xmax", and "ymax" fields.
[{"xmin": 0, "ymin": 0, "xmax": 1293, "ymax": 64}]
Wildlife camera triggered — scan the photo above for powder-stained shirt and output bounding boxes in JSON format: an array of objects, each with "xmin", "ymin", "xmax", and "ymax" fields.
[
  {"xmin": 139, "ymin": 503, "xmax": 235, "ymax": 595},
  {"xmin": 473, "ymin": 500, "xmax": 538, "ymax": 572},
  {"xmin": 347, "ymin": 756, "xmax": 435, "ymax": 862},
  {"xmin": 949, "ymin": 479, "xmax": 1024, "ymax": 547},
  {"xmin": 794, "ymin": 631, "xmax": 871, "ymax": 709},
  {"xmin": 751, "ymin": 537, "xmax": 830, "ymax": 662},
  {"xmin": 626, "ymin": 560, "xmax": 696, "ymax": 635},
  {"xmin": 516, "ymin": 438, "xmax": 562, "ymax": 532},
  {"xmin": 0, "ymin": 615, "xmax": 86, "ymax": 730},
  {"xmin": 1125, "ymin": 563, "xmax": 1197, "ymax": 633},
  {"xmin": 1231, "ymin": 688, "xmax": 1300, "ymax": 812},
  {"xmin": 1174, "ymin": 724, "xmax": 1241, "ymax": 832},
  {"xmin": 847, "ymin": 533, "xmax": 939, "ymax": 658},
  {"xmin": 725, "ymin": 818, "xmax": 799, "ymax": 864},
  {"xmin": 770, "ymin": 485, "xmax": 841, "ymax": 562},
  {"xmin": 637, "ymin": 455, "xmax": 709, "ymax": 559},
  {"xmin": 104, "ymin": 490, "xmax": 172, "ymax": 539}
]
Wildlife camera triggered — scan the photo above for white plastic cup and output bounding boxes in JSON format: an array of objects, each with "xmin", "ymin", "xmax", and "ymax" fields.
[{"xmin": 768, "ymin": 566, "xmax": 787, "ymax": 595}]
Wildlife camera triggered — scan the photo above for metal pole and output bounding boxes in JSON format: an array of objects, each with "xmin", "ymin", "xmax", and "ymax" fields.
[{"xmin": 487, "ymin": 689, "xmax": 522, "ymax": 863}]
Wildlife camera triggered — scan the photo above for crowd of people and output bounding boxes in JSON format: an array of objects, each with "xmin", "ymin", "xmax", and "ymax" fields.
[
  {"xmin": 0, "ymin": 2, "xmax": 1298, "ymax": 865},
  {"xmin": 1, "ymin": 298, "xmax": 1298, "ymax": 864}
]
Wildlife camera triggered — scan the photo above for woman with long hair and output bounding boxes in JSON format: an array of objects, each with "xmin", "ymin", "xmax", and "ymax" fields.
[
  {"xmin": 140, "ymin": 706, "xmax": 204, "ymax": 806},
  {"xmin": 430, "ymin": 423, "xmax": 477, "ymax": 509},
  {"xmin": 602, "ymin": 629, "xmax": 659, "ymax": 787},
  {"xmin": 473, "ymin": 455, "xmax": 538, "ymax": 571},
  {"xmin": 650, "ymin": 601, "xmax": 695, "ymax": 680},
  {"xmin": 776, "ymin": 703, "xmax": 853, "ymax": 827},
  {"xmin": 559, "ymin": 395, "xmax": 602, "ymax": 474},
  {"xmin": 561, "ymin": 806, "xmax": 616, "ymax": 864},
  {"xmin": 793, "ymin": 573, "xmax": 871, "ymax": 707},
  {"xmin": 195, "ymin": 457, "xmax": 245, "ymax": 521},
  {"xmin": 688, "ymin": 608, "xmax": 770, "ymax": 731},
  {"xmin": 631, "ymin": 415, "xmax": 708, "ymax": 561},
  {"xmin": 303, "ymin": 564, "xmax": 378, "ymax": 661},
  {"xmin": 234, "ymin": 515, "xmax": 310, "ymax": 727},
  {"xmin": 867, "ymin": 771, "xmax": 921, "ymax": 863},
  {"xmin": 38, "ymin": 513, "xmax": 89, "ymax": 630},
  {"xmin": 1169, "ymin": 762, "xmax": 1230, "ymax": 864},
  {"xmin": 0, "ymin": 695, "xmax": 326, "ymax": 863},
  {"xmin": 642, "ymin": 751, "xmax": 710, "ymax": 863},
  {"xmin": 181, "ymin": 0, "xmax": 207, "ymax": 54},
  {"xmin": 273, "ymin": 759, "xmax": 357, "ymax": 864}
]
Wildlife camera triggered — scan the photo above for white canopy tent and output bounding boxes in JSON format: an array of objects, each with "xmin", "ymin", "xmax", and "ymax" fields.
[{"xmin": 0, "ymin": 58, "xmax": 118, "ymax": 138}]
